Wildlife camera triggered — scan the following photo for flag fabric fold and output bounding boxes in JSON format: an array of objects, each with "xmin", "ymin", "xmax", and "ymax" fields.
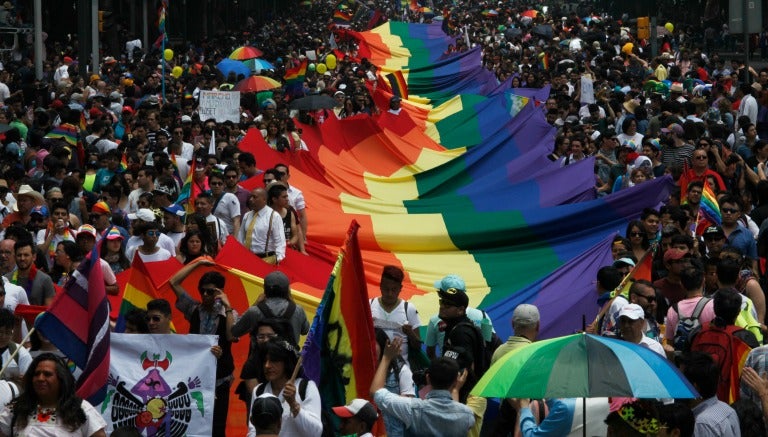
[
  {"xmin": 386, "ymin": 71, "xmax": 409, "ymax": 100},
  {"xmin": 35, "ymin": 249, "xmax": 110, "ymax": 404},
  {"xmin": 695, "ymin": 182, "xmax": 722, "ymax": 235}
]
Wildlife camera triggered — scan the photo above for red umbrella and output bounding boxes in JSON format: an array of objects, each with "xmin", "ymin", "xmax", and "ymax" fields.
[
  {"xmin": 229, "ymin": 46, "xmax": 264, "ymax": 60},
  {"xmin": 233, "ymin": 75, "xmax": 282, "ymax": 93},
  {"xmin": 521, "ymin": 9, "xmax": 538, "ymax": 18}
]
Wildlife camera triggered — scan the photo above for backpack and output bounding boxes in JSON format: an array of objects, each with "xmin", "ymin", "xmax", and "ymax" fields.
[
  {"xmin": 449, "ymin": 318, "xmax": 498, "ymax": 378},
  {"xmin": 690, "ymin": 324, "xmax": 753, "ymax": 403},
  {"xmin": 672, "ymin": 297, "xmax": 711, "ymax": 351},
  {"xmin": 257, "ymin": 300, "xmax": 297, "ymax": 342}
]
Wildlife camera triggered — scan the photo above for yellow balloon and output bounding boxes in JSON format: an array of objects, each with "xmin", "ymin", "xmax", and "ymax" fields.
[
  {"xmin": 316, "ymin": 63, "xmax": 327, "ymax": 74},
  {"xmin": 665, "ymin": 22, "xmax": 674, "ymax": 33},
  {"xmin": 622, "ymin": 42, "xmax": 634, "ymax": 55},
  {"xmin": 164, "ymin": 48, "xmax": 174, "ymax": 61},
  {"xmin": 326, "ymin": 54, "xmax": 337, "ymax": 70},
  {"xmin": 171, "ymin": 66, "xmax": 183, "ymax": 78}
]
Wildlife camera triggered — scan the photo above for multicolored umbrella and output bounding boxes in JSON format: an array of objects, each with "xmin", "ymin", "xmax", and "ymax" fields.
[
  {"xmin": 233, "ymin": 75, "xmax": 282, "ymax": 93},
  {"xmin": 228, "ymin": 46, "xmax": 264, "ymax": 61},
  {"xmin": 471, "ymin": 334, "xmax": 698, "ymax": 399}
]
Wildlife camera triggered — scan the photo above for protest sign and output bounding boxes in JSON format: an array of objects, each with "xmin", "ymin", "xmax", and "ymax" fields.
[{"xmin": 199, "ymin": 90, "xmax": 241, "ymax": 123}]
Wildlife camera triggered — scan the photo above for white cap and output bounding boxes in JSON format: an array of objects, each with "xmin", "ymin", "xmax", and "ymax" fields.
[
  {"xmin": 618, "ymin": 303, "xmax": 644, "ymax": 320},
  {"xmin": 127, "ymin": 208, "xmax": 156, "ymax": 222}
]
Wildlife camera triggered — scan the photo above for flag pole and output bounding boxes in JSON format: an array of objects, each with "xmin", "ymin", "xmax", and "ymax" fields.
[{"xmin": 0, "ymin": 327, "xmax": 36, "ymax": 378}]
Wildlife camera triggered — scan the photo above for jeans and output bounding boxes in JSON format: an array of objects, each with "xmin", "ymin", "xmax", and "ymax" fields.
[{"xmin": 382, "ymin": 371, "xmax": 406, "ymax": 437}]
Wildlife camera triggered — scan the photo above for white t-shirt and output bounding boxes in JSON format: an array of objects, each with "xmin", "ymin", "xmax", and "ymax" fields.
[
  {"xmin": 370, "ymin": 298, "xmax": 421, "ymax": 361},
  {"xmin": 126, "ymin": 233, "xmax": 177, "ymax": 258},
  {"xmin": 212, "ymin": 192, "xmax": 241, "ymax": 234},
  {"xmin": 639, "ymin": 336, "xmax": 666, "ymax": 356},
  {"xmin": 126, "ymin": 246, "xmax": 172, "ymax": 264},
  {"xmin": 0, "ymin": 343, "xmax": 32, "ymax": 380}
]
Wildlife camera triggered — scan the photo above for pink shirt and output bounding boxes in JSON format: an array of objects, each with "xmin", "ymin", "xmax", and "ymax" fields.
[{"xmin": 664, "ymin": 296, "xmax": 716, "ymax": 340}]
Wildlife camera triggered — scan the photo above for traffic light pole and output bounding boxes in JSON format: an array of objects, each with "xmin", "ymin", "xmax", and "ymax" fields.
[{"xmin": 91, "ymin": 0, "xmax": 99, "ymax": 76}]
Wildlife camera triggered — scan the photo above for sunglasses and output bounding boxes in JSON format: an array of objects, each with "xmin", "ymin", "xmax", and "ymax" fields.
[
  {"xmin": 636, "ymin": 293, "xmax": 656, "ymax": 302},
  {"xmin": 225, "ymin": 175, "xmax": 238, "ymax": 179},
  {"xmin": 209, "ymin": 181, "xmax": 223, "ymax": 186},
  {"xmin": 693, "ymin": 155, "xmax": 708, "ymax": 160},
  {"xmin": 200, "ymin": 287, "xmax": 218, "ymax": 295},
  {"xmin": 439, "ymin": 299, "xmax": 457, "ymax": 307},
  {"xmin": 145, "ymin": 315, "xmax": 163, "ymax": 322},
  {"xmin": 256, "ymin": 333, "xmax": 278, "ymax": 341},
  {"xmin": 721, "ymin": 208, "xmax": 739, "ymax": 214},
  {"xmin": 145, "ymin": 230, "xmax": 161, "ymax": 237}
]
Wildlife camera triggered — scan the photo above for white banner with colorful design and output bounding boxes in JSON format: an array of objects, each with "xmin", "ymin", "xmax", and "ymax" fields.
[{"xmin": 99, "ymin": 333, "xmax": 217, "ymax": 436}]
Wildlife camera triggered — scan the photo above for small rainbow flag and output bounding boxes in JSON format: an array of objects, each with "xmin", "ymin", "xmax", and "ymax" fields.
[
  {"xmin": 176, "ymin": 160, "xmax": 194, "ymax": 213},
  {"xmin": 539, "ymin": 52, "xmax": 550, "ymax": 70},
  {"xmin": 332, "ymin": 9, "xmax": 352, "ymax": 27},
  {"xmin": 284, "ymin": 60, "xmax": 308, "ymax": 97},
  {"xmin": 695, "ymin": 181, "xmax": 722, "ymax": 235},
  {"xmin": 118, "ymin": 154, "xmax": 128, "ymax": 173},
  {"xmin": 386, "ymin": 71, "xmax": 409, "ymax": 100}
]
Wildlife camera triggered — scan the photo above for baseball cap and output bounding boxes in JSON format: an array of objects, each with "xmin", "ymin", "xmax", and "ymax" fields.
[
  {"xmin": 127, "ymin": 208, "xmax": 156, "ymax": 222},
  {"xmin": 512, "ymin": 304, "xmax": 540, "ymax": 325},
  {"xmin": 105, "ymin": 226, "xmax": 124, "ymax": 241},
  {"xmin": 661, "ymin": 123, "xmax": 683, "ymax": 136},
  {"xmin": 332, "ymin": 399, "xmax": 378, "ymax": 428},
  {"xmin": 250, "ymin": 393, "xmax": 283, "ymax": 429},
  {"xmin": 612, "ymin": 257, "xmax": 636, "ymax": 269},
  {"xmin": 438, "ymin": 286, "xmax": 469, "ymax": 308},
  {"xmin": 181, "ymin": 115, "xmax": 192, "ymax": 123},
  {"xmin": 30, "ymin": 205, "xmax": 49, "ymax": 218},
  {"xmin": 264, "ymin": 271, "xmax": 290, "ymax": 295},
  {"xmin": 162, "ymin": 204, "xmax": 186, "ymax": 217},
  {"xmin": 663, "ymin": 248, "xmax": 689, "ymax": 262},
  {"xmin": 76, "ymin": 224, "xmax": 97, "ymax": 239},
  {"xmin": 390, "ymin": 95, "xmax": 402, "ymax": 103},
  {"xmin": 91, "ymin": 201, "xmax": 111, "ymax": 215},
  {"xmin": 618, "ymin": 303, "xmax": 644, "ymax": 320},
  {"xmin": 702, "ymin": 226, "xmax": 725, "ymax": 239},
  {"xmin": 434, "ymin": 274, "xmax": 466, "ymax": 292}
]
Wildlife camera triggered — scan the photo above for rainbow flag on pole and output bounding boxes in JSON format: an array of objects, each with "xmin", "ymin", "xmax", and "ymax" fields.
[
  {"xmin": 284, "ymin": 60, "xmax": 308, "ymax": 97},
  {"xmin": 302, "ymin": 221, "xmax": 378, "ymax": 411},
  {"xmin": 695, "ymin": 182, "xmax": 722, "ymax": 235}
]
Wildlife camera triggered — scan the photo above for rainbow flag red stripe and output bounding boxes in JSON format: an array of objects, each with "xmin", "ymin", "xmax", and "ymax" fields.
[
  {"xmin": 539, "ymin": 52, "xmax": 550, "ymax": 70},
  {"xmin": 386, "ymin": 71, "xmax": 409, "ymax": 100}
]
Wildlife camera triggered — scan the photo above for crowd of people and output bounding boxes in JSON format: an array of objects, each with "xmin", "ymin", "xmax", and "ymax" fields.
[{"xmin": 0, "ymin": 0, "xmax": 763, "ymax": 435}]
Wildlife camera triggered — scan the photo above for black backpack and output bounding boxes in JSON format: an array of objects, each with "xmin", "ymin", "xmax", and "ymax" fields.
[
  {"xmin": 257, "ymin": 301, "xmax": 297, "ymax": 342},
  {"xmin": 672, "ymin": 297, "xmax": 711, "ymax": 352}
]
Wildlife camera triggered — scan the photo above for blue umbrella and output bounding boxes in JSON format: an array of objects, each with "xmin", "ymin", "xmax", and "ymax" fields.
[
  {"xmin": 216, "ymin": 58, "xmax": 252, "ymax": 79},
  {"xmin": 244, "ymin": 58, "xmax": 276, "ymax": 72}
]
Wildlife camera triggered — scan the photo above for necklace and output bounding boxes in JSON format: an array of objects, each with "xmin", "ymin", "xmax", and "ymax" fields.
[{"xmin": 36, "ymin": 405, "xmax": 56, "ymax": 423}]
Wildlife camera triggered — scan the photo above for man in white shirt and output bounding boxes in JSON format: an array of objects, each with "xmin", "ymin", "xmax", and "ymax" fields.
[
  {"xmin": 370, "ymin": 265, "xmax": 420, "ymax": 361},
  {"xmin": 237, "ymin": 188, "xmax": 285, "ymax": 262},
  {"xmin": 127, "ymin": 166, "xmax": 155, "ymax": 214},
  {"xmin": 737, "ymin": 82, "xmax": 760, "ymax": 131},
  {"xmin": 194, "ymin": 192, "xmax": 229, "ymax": 245},
  {"xmin": 53, "ymin": 56, "xmax": 72, "ymax": 85},
  {"xmin": 125, "ymin": 208, "xmax": 177, "ymax": 257},
  {"xmin": 617, "ymin": 304, "xmax": 665, "ymax": 356},
  {"xmin": 275, "ymin": 164, "xmax": 307, "ymax": 242}
]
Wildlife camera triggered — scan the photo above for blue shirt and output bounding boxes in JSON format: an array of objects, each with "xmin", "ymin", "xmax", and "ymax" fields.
[
  {"xmin": 373, "ymin": 388, "xmax": 474, "ymax": 437},
  {"xmin": 692, "ymin": 396, "xmax": 741, "ymax": 437},
  {"xmin": 519, "ymin": 398, "xmax": 574, "ymax": 437}
]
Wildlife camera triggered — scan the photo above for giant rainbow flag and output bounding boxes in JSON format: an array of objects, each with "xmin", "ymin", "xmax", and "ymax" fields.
[{"xmin": 109, "ymin": 21, "xmax": 675, "ymax": 432}]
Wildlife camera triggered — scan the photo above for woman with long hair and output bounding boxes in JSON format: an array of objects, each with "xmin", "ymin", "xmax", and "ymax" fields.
[
  {"xmin": 185, "ymin": 213, "xmax": 218, "ymax": 257},
  {"xmin": 100, "ymin": 226, "xmax": 130, "ymax": 274},
  {"xmin": 176, "ymin": 229, "xmax": 213, "ymax": 264},
  {"xmin": 246, "ymin": 338, "xmax": 322, "ymax": 437},
  {"xmin": 0, "ymin": 353, "xmax": 107, "ymax": 436},
  {"xmin": 625, "ymin": 220, "xmax": 650, "ymax": 261}
]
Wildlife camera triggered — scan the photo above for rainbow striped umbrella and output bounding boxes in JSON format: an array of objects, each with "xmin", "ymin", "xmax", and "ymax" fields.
[
  {"xmin": 233, "ymin": 75, "xmax": 282, "ymax": 93},
  {"xmin": 472, "ymin": 334, "xmax": 698, "ymax": 399},
  {"xmin": 229, "ymin": 46, "xmax": 264, "ymax": 61}
]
